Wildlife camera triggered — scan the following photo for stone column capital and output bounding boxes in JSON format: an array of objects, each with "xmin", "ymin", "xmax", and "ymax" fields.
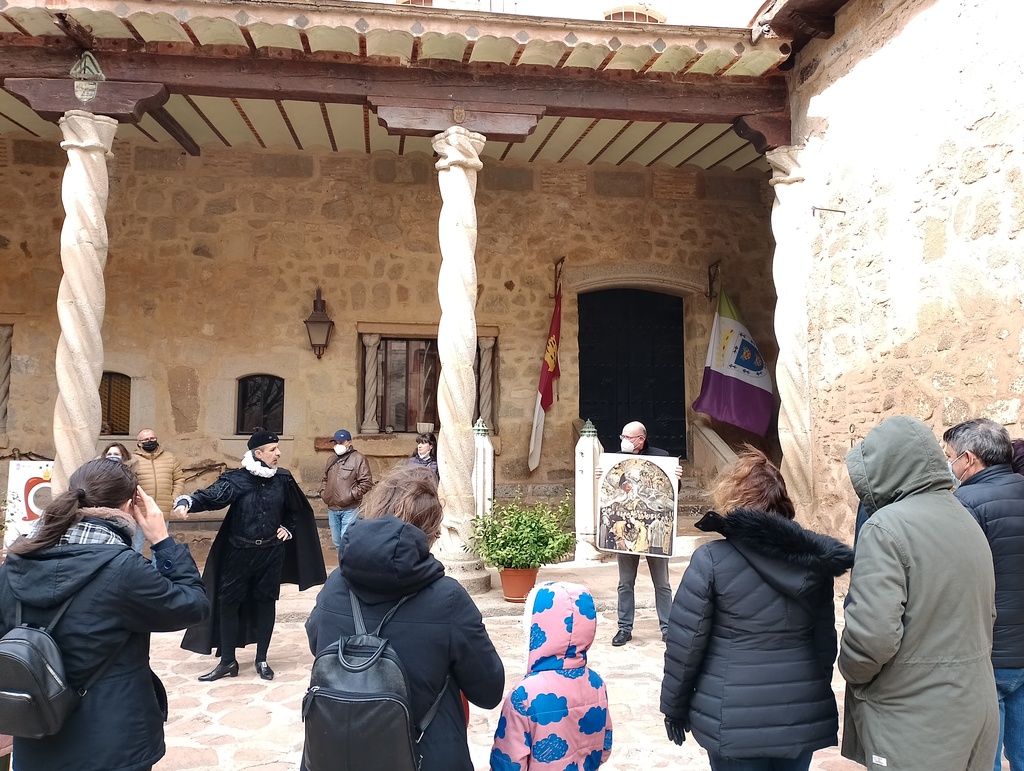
[
  {"xmin": 432, "ymin": 126, "xmax": 486, "ymax": 173},
  {"xmin": 361, "ymin": 332, "xmax": 381, "ymax": 347},
  {"xmin": 766, "ymin": 145, "xmax": 805, "ymax": 187},
  {"xmin": 478, "ymin": 335, "xmax": 496, "ymax": 351},
  {"xmin": 58, "ymin": 110, "xmax": 118, "ymax": 157}
]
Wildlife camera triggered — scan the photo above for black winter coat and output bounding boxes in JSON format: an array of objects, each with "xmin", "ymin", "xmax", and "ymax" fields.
[
  {"xmin": 304, "ymin": 516, "xmax": 505, "ymax": 771},
  {"xmin": 0, "ymin": 514, "xmax": 209, "ymax": 771},
  {"xmin": 661, "ymin": 508, "xmax": 854, "ymax": 759},
  {"xmin": 954, "ymin": 463, "xmax": 1024, "ymax": 668}
]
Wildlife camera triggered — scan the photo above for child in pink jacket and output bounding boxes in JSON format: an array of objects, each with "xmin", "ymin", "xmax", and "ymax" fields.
[{"xmin": 490, "ymin": 581, "xmax": 613, "ymax": 771}]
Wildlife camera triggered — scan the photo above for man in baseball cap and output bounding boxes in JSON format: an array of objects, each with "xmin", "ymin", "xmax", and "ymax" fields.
[{"xmin": 319, "ymin": 428, "xmax": 373, "ymax": 554}]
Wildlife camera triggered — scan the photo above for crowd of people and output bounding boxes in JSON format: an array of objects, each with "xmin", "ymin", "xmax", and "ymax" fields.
[{"xmin": 0, "ymin": 413, "xmax": 1020, "ymax": 770}]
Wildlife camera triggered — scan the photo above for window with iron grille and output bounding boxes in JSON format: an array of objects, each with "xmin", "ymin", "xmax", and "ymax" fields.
[
  {"xmin": 237, "ymin": 375, "xmax": 285, "ymax": 434},
  {"xmin": 378, "ymin": 339, "xmax": 441, "ymax": 434},
  {"xmin": 99, "ymin": 372, "xmax": 131, "ymax": 435}
]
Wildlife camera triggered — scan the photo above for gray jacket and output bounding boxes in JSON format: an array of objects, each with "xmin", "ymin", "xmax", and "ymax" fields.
[{"xmin": 841, "ymin": 416, "xmax": 998, "ymax": 771}]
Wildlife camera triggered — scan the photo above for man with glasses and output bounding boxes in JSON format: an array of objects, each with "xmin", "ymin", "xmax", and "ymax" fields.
[
  {"xmin": 132, "ymin": 427, "xmax": 184, "ymax": 552},
  {"xmin": 943, "ymin": 418, "xmax": 1024, "ymax": 771},
  {"xmin": 611, "ymin": 420, "xmax": 675, "ymax": 646}
]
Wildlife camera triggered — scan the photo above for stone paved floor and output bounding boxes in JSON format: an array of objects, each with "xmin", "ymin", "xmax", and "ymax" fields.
[{"xmin": 151, "ymin": 558, "xmax": 862, "ymax": 770}]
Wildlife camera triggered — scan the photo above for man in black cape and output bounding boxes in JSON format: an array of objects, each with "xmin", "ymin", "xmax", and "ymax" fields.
[{"xmin": 175, "ymin": 430, "xmax": 326, "ymax": 681}]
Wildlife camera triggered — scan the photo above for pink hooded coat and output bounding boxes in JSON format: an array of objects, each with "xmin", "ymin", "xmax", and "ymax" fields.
[{"xmin": 490, "ymin": 581, "xmax": 613, "ymax": 771}]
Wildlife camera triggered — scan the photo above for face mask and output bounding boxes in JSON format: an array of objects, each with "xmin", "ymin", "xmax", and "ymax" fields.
[
  {"xmin": 105, "ymin": 454, "xmax": 122, "ymax": 461},
  {"xmin": 140, "ymin": 440, "xmax": 158, "ymax": 452},
  {"xmin": 948, "ymin": 452, "xmax": 966, "ymax": 489},
  {"xmin": 620, "ymin": 438, "xmax": 636, "ymax": 453},
  {"xmin": 334, "ymin": 444, "xmax": 349, "ymax": 456}
]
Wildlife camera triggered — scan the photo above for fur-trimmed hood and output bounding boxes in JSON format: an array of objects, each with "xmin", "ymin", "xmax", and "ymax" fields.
[{"xmin": 696, "ymin": 508, "xmax": 854, "ymax": 603}]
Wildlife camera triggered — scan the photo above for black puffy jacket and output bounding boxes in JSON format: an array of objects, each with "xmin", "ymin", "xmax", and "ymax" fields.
[
  {"xmin": 955, "ymin": 463, "xmax": 1024, "ymax": 668},
  {"xmin": 304, "ymin": 516, "xmax": 505, "ymax": 771},
  {"xmin": 0, "ymin": 513, "xmax": 209, "ymax": 771},
  {"xmin": 660, "ymin": 508, "xmax": 854, "ymax": 759}
]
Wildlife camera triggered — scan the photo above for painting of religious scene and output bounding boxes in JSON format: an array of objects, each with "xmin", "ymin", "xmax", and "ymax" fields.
[{"xmin": 596, "ymin": 453, "xmax": 678, "ymax": 558}]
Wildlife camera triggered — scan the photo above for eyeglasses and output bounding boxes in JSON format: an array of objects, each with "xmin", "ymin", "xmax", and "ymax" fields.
[{"xmin": 619, "ymin": 434, "xmax": 643, "ymax": 441}]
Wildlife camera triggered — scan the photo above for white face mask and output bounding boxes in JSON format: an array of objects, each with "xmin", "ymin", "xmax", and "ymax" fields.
[
  {"xmin": 334, "ymin": 444, "xmax": 349, "ymax": 456},
  {"xmin": 105, "ymin": 454, "xmax": 122, "ymax": 461},
  {"xmin": 620, "ymin": 438, "xmax": 637, "ymax": 453}
]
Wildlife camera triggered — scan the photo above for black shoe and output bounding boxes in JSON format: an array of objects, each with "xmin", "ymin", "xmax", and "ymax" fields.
[
  {"xmin": 255, "ymin": 661, "xmax": 275, "ymax": 681},
  {"xmin": 611, "ymin": 630, "xmax": 631, "ymax": 647},
  {"xmin": 198, "ymin": 660, "xmax": 239, "ymax": 682}
]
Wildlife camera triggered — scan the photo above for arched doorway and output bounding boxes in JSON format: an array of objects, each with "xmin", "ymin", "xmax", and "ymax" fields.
[{"xmin": 578, "ymin": 288, "xmax": 686, "ymax": 458}]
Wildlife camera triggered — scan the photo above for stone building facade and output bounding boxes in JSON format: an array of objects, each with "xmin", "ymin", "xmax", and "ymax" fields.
[
  {"xmin": 773, "ymin": 0, "xmax": 1024, "ymax": 535},
  {"xmin": 0, "ymin": 136, "xmax": 776, "ymax": 509}
]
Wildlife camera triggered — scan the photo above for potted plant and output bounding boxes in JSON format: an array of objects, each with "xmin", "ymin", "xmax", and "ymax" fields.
[{"xmin": 470, "ymin": 492, "xmax": 576, "ymax": 602}]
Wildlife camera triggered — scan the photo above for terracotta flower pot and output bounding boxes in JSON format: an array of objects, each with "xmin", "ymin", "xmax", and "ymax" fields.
[{"xmin": 498, "ymin": 567, "xmax": 539, "ymax": 603}]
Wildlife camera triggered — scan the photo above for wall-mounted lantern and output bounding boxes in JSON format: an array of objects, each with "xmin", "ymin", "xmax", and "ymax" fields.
[{"xmin": 303, "ymin": 287, "xmax": 334, "ymax": 359}]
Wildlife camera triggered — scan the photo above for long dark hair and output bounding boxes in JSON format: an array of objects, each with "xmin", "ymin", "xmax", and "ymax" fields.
[
  {"xmin": 9, "ymin": 459, "xmax": 138, "ymax": 554},
  {"xmin": 410, "ymin": 432, "xmax": 437, "ymax": 461}
]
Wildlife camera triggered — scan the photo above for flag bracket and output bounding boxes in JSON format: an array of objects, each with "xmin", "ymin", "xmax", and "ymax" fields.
[
  {"xmin": 548, "ymin": 256, "xmax": 566, "ymax": 298},
  {"xmin": 705, "ymin": 260, "xmax": 721, "ymax": 302}
]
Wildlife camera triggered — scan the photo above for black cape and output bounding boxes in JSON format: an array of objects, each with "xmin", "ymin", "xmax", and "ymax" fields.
[{"xmin": 181, "ymin": 468, "xmax": 326, "ymax": 655}]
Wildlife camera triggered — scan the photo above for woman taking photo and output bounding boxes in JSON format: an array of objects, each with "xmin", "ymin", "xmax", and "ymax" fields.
[
  {"xmin": 0, "ymin": 458, "xmax": 210, "ymax": 770},
  {"xmin": 661, "ymin": 447, "xmax": 854, "ymax": 771},
  {"xmin": 304, "ymin": 464, "xmax": 504, "ymax": 771}
]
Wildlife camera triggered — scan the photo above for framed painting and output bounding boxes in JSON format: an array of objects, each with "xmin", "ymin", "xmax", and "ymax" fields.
[{"xmin": 596, "ymin": 453, "xmax": 679, "ymax": 558}]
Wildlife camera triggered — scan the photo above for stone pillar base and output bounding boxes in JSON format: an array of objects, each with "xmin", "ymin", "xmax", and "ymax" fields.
[
  {"xmin": 439, "ymin": 552, "xmax": 492, "ymax": 595},
  {"xmin": 573, "ymin": 538, "xmax": 604, "ymax": 562}
]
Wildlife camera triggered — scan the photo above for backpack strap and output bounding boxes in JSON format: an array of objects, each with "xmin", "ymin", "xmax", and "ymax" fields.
[
  {"xmin": 415, "ymin": 673, "xmax": 451, "ymax": 742},
  {"xmin": 346, "ymin": 585, "xmax": 417, "ymax": 637},
  {"xmin": 14, "ymin": 595, "xmax": 74, "ymax": 631}
]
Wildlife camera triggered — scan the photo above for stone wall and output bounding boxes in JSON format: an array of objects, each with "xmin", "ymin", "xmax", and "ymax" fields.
[
  {"xmin": 0, "ymin": 136, "xmax": 774, "ymax": 509},
  {"xmin": 781, "ymin": 0, "xmax": 1024, "ymax": 535}
]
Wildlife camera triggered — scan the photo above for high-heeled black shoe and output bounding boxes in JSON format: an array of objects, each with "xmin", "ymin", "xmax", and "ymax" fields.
[
  {"xmin": 255, "ymin": 660, "xmax": 275, "ymax": 681},
  {"xmin": 198, "ymin": 660, "xmax": 239, "ymax": 682}
]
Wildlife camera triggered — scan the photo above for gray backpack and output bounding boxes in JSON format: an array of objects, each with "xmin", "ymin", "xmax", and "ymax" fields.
[{"xmin": 301, "ymin": 588, "xmax": 448, "ymax": 771}]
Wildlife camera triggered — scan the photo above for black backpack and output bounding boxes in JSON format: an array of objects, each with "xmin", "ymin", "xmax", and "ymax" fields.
[
  {"xmin": 0, "ymin": 595, "xmax": 127, "ymax": 739},
  {"xmin": 301, "ymin": 588, "xmax": 449, "ymax": 771}
]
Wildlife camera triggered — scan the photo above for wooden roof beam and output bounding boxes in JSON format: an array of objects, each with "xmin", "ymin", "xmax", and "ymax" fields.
[
  {"xmin": 369, "ymin": 97, "xmax": 544, "ymax": 142},
  {"xmin": 0, "ymin": 48, "xmax": 789, "ymax": 125}
]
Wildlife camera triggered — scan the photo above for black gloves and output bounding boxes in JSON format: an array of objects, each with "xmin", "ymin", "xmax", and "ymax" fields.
[{"xmin": 664, "ymin": 717, "xmax": 687, "ymax": 746}]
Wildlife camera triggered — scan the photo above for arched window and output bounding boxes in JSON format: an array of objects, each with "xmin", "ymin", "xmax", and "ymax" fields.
[
  {"xmin": 237, "ymin": 375, "xmax": 285, "ymax": 434},
  {"xmin": 604, "ymin": 6, "xmax": 666, "ymax": 23},
  {"xmin": 99, "ymin": 372, "xmax": 131, "ymax": 435}
]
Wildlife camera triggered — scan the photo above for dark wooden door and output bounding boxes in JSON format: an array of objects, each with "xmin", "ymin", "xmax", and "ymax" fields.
[{"xmin": 578, "ymin": 288, "xmax": 686, "ymax": 458}]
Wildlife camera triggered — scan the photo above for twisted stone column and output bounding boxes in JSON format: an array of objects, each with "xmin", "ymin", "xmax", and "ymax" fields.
[
  {"xmin": 766, "ymin": 146, "xmax": 814, "ymax": 521},
  {"xmin": 0, "ymin": 325, "xmax": 11, "ymax": 433},
  {"xmin": 431, "ymin": 125, "xmax": 489, "ymax": 593},
  {"xmin": 52, "ymin": 111, "xmax": 118, "ymax": 494},
  {"xmin": 477, "ymin": 336, "xmax": 496, "ymax": 429},
  {"xmin": 360, "ymin": 333, "xmax": 381, "ymax": 433}
]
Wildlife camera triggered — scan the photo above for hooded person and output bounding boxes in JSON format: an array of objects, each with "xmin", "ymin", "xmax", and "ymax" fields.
[
  {"xmin": 840, "ymin": 415, "xmax": 998, "ymax": 771},
  {"xmin": 304, "ymin": 464, "xmax": 504, "ymax": 771},
  {"xmin": 176, "ymin": 429, "xmax": 326, "ymax": 682},
  {"xmin": 490, "ymin": 581, "xmax": 613, "ymax": 771}
]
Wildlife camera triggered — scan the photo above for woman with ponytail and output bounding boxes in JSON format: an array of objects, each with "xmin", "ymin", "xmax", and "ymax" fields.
[{"xmin": 0, "ymin": 458, "xmax": 210, "ymax": 771}]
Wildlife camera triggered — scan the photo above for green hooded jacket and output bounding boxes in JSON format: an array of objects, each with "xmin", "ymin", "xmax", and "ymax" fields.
[{"xmin": 841, "ymin": 416, "xmax": 998, "ymax": 771}]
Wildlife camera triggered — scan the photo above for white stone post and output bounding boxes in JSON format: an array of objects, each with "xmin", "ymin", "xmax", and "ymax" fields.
[
  {"xmin": 472, "ymin": 418, "xmax": 494, "ymax": 522},
  {"xmin": 52, "ymin": 111, "xmax": 118, "ymax": 494},
  {"xmin": 573, "ymin": 419, "xmax": 605, "ymax": 561},
  {"xmin": 766, "ymin": 146, "xmax": 814, "ymax": 519},
  {"xmin": 431, "ymin": 125, "xmax": 490, "ymax": 593},
  {"xmin": 361, "ymin": 333, "xmax": 382, "ymax": 433}
]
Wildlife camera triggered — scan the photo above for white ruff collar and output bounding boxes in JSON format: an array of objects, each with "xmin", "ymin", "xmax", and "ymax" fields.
[{"xmin": 242, "ymin": 450, "xmax": 277, "ymax": 478}]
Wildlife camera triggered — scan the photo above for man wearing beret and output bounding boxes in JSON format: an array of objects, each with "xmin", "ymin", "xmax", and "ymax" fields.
[
  {"xmin": 319, "ymin": 428, "xmax": 373, "ymax": 554},
  {"xmin": 174, "ymin": 429, "xmax": 326, "ymax": 681}
]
